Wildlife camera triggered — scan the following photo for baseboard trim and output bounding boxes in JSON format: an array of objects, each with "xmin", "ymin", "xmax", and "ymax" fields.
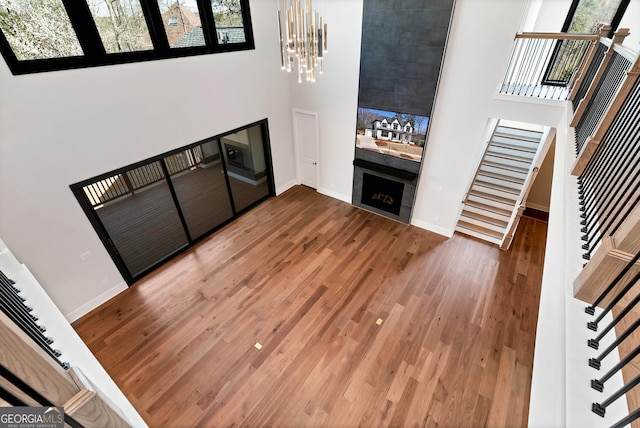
[
  {"xmin": 65, "ymin": 282, "xmax": 128, "ymax": 323},
  {"xmin": 317, "ymin": 187, "xmax": 351, "ymax": 204},
  {"xmin": 276, "ymin": 179, "xmax": 298, "ymax": 196},
  {"xmin": 525, "ymin": 202, "xmax": 550, "ymax": 212},
  {"xmin": 411, "ymin": 218, "xmax": 454, "ymax": 238}
]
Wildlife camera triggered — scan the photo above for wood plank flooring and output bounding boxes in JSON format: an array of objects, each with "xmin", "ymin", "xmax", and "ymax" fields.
[{"xmin": 74, "ymin": 185, "xmax": 547, "ymax": 427}]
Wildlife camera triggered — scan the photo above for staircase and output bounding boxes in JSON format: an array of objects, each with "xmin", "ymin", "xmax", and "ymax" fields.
[{"xmin": 456, "ymin": 122, "xmax": 547, "ymax": 247}]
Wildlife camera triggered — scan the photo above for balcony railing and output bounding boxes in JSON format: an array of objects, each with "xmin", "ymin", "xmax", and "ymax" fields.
[
  {"xmin": 559, "ymin": 25, "xmax": 640, "ymax": 427},
  {"xmin": 500, "ymin": 31, "xmax": 601, "ymax": 100},
  {"xmin": 83, "ymin": 146, "xmax": 204, "ymax": 208},
  {"xmin": 503, "ymin": 22, "xmax": 640, "ymax": 425}
]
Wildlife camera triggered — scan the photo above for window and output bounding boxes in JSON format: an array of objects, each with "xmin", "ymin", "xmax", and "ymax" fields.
[
  {"xmin": 87, "ymin": 0, "xmax": 154, "ymax": 53},
  {"xmin": 562, "ymin": 0, "xmax": 628, "ymax": 34},
  {"xmin": 542, "ymin": 0, "xmax": 629, "ymax": 85},
  {"xmin": 405, "ymin": 125, "xmax": 411, "ymax": 132},
  {"xmin": 0, "ymin": 0, "xmax": 254, "ymax": 74},
  {"xmin": 157, "ymin": 1, "xmax": 205, "ymax": 48},
  {"xmin": 0, "ymin": 0, "xmax": 82, "ymax": 60},
  {"xmin": 212, "ymin": 0, "xmax": 245, "ymax": 44},
  {"xmin": 381, "ymin": 130, "xmax": 389, "ymax": 137},
  {"xmin": 382, "ymin": 122, "xmax": 388, "ymax": 128},
  {"xmin": 393, "ymin": 123, "xmax": 398, "ymax": 130}
]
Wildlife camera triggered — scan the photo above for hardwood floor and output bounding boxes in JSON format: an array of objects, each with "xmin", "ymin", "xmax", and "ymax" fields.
[{"xmin": 74, "ymin": 185, "xmax": 547, "ymax": 427}]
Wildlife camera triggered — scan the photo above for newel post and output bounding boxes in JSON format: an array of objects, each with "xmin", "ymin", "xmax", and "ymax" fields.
[{"xmin": 568, "ymin": 25, "xmax": 611, "ymax": 101}]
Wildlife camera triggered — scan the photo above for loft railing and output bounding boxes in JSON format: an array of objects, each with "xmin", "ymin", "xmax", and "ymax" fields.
[
  {"xmin": 82, "ymin": 146, "xmax": 204, "ymax": 208},
  {"xmin": 564, "ymin": 25, "xmax": 640, "ymax": 427},
  {"xmin": 580, "ymin": 249, "xmax": 640, "ymax": 427},
  {"xmin": 500, "ymin": 31, "xmax": 601, "ymax": 100},
  {"xmin": 571, "ymin": 29, "xmax": 633, "ymax": 155}
]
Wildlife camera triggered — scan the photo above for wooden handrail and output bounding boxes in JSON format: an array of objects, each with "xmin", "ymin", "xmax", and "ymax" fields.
[
  {"xmin": 571, "ymin": 28, "xmax": 631, "ymax": 127},
  {"xmin": 0, "ymin": 311, "xmax": 132, "ymax": 427},
  {"xmin": 571, "ymin": 50, "xmax": 640, "ymax": 176},
  {"xmin": 516, "ymin": 32, "xmax": 600, "ymax": 41}
]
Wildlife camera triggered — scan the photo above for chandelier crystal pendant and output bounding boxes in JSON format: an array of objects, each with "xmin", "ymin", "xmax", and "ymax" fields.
[{"xmin": 277, "ymin": 0, "xmax": 327, "ymax": 83}]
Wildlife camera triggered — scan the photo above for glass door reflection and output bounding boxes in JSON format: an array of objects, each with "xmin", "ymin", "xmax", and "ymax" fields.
[{"xmin": 221, "ymin": 124, "xmax": 270, "ymax": 212}]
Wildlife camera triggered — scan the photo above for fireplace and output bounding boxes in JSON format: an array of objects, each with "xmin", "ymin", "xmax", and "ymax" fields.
[
  {"xmin": 361, "ymin": 173, "xmax": 404, "ymax": 215},
  {"xmin": 352, "ymin": 151, "xmax": 419, "ymax": 224}
]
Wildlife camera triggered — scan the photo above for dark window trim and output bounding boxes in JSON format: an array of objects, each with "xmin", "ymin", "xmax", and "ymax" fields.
[
  {"xmin": 69, "ymin": 118, "xmax": 275, "ymax": 285},
  {"xmin": 0, "ymin": 0, "xmax": 254, "ymax": 75},
  {"xmin": 541, "ymin": 0, "xmax": 630, "ymax": 86},
  {"xmin": 560, "ymin": 0, "xmax": 629, "ymax": 35}
]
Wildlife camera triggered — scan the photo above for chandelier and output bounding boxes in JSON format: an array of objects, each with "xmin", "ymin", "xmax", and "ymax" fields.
[{"xmin": 277, "ymin": 0, "xmax": 327, "ymax": 82}]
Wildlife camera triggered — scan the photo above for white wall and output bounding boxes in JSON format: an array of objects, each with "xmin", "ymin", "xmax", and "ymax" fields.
[
  {"xmin": 530, "ymin": 0, "xmax": 573, "ymax": 31},
  {"xmin": 0, "ymin": 0, "xmax": 295, "ymax": 320},
  {"xmin": 287, "ymin": 0, "xmax": 363, "ymax": 203},
  {"xmin": 619, "ymin": 0, "xmax": 640, "ymax": 49},
  {"xmin": 410, "ymin": 0, "xmax": 566, "ymax": 236},
  {"xmin": 527, "ymin": 141, "xmax": 556, "ymax": 212}
]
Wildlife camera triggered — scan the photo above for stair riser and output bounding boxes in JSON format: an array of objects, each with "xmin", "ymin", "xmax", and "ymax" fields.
[
  {"xmin": 467, "ymin": 194, "xmax": 516, "ymax": 211},
  {"xmin": 456, "ymin": 222, "xmax": 504, "ymax": 242},
  {"xmin": 495, "ymin": 126, "xmax": 544, "ymax": 140},
  {"xmin": 455, "ymin": 227, "xmax": 502, "ymax": 245},
  {"xmin": 459, "ymin": 215, "xmax": 507, "ymax": 234},
  {"xmin": 492, "ymin": 135, "xmax": 539, "ymax": 151},
  {"xmin": 484, "ymin": 155, "xmax": 531, "ymax": 170},
  {"xmin": 479, "ymin": 165, "xmax": 528, "ymax": 181},
  {"xmin": 475, "ymin": 176, "xmax": 523, "ymax": 193},
  {"xmin": 488, "ymin": 145, "xmax": 535, "ymax": 160},
  {"xmin": 462, "ymin": 205, "xmax": 511, "ymax": 223},
  {"xmin": 472, "ymin": 184, "xmax": 520, "ymax": 201}
]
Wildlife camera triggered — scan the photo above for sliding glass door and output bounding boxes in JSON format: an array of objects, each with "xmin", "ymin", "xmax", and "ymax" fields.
[
  {"xmin": 92, "ymin": 161, "xmax": 189, "ymax": 278},
  {"xmin": 221, "ymin": 124, "xmax": 271, "ymax": 212},
  {"xmin": 164, "ymin": 141, "xmax": 234, "ymax": 240},
  {"xmin": 71, "ymin": 120, "xmax": 274, "ymax": 284}
]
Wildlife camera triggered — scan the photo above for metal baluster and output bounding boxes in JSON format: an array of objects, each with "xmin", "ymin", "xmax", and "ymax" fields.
[
  {"xmin": 593, "ymin": 373, "xmax": 640, "ymax": 417},
  {"xmin": 589, "ymin": 316, "xmax": 640, "ymax": 369},
  {"xmin": 592, "ymin": 343, "xmax": 640, "ymax": 392},
  {"xmin": 610, "ymin": 407, "xmax": 640, "ymax": 428}
]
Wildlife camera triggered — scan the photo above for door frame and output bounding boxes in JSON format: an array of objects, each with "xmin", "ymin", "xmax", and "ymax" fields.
[{"xmin": 292, "ymin": 108, "xmax": 320, "ymax": 189}]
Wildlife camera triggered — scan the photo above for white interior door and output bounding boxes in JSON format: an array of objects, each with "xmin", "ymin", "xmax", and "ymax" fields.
[{"xmin": 293, "ymin": 109, "xmax": 318, "ymax": 189}]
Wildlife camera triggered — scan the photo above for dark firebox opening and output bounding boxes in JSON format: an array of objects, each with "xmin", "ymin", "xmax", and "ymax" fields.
[{"xmin": 361, "ymin": 173, "xmax": 404, "ymax": 215}]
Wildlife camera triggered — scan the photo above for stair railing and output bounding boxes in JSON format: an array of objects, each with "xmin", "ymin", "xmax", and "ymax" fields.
[
  {"xmin": 500, "ymin": 127, "xmax": 555, "ymax": 250},
  {"xmin": 578, "ymin": 245, "xmax": 640, "ymax": 427},
  {"xmin": 500, "ymin": 31, "xmax": 600, "ymax": 100}
]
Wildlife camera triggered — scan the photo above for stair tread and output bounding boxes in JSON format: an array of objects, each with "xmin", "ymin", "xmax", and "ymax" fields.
[
  {"xmin": 456, "ymin": 221, "xmax": 504, "ymax": 240},
  {"xmin": 474, "ymin": 179, "xmax": 521, "ymax": 195},
  {"xmin": 486, "ymin": 149, "xmax": 535, "ymax": 163},
  {"xmin": 477, "ymin": 170, "xmax": 526, "ymax": 185},
  {"xmin": 460, "ymin": 210, "xmax": 509, "ymax": 228},
  {"xmin": 490, "ymin": 138, "xmax": 538, "ymax": 153},
  {"xmin": 469, "ymin": 189, "xmax": 519, "ymax": 205},
  {"xmin": 464, "ymin": 200, "xmax": 513, "ymax": 217},
  {"xmin": 481, "ymin": 159, "xmax": 530, "ymax": 174},
  {"xmin": 495, "ymin": 126, "xmax": 544, "ymax": 140}
]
